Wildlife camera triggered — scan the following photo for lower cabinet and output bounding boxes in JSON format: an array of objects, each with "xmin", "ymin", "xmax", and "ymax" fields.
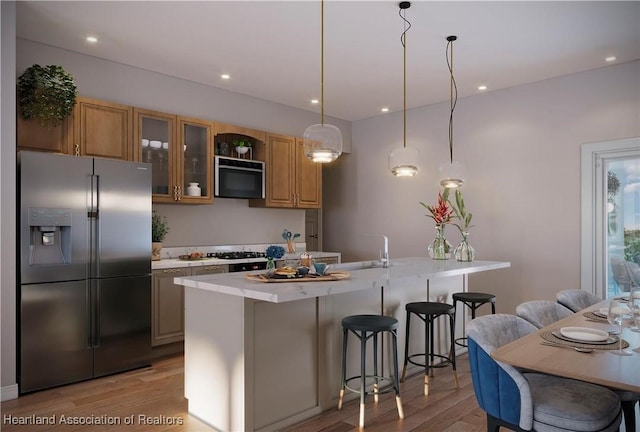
[{"xmin": 152, "ymin": 265, "xmax": 228, "ymax": 346}]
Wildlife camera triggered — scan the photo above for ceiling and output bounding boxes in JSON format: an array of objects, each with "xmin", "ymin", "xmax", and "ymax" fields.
[{"xmin": 15, "ymin": 1, "xmax": 640, "ymax": 122}]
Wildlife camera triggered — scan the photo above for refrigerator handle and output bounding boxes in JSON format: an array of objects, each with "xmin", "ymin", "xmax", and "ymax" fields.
[
  {"xmin": 89, "ymin": 174, "xmax": 99, "ymax": 278},
  {"xmin": 94, "ymin": 280, "xmax": 101, "ymax": 348},
  {"xmin": 88, "ymin": 280, "xmax": 96, "ymax": 348}
]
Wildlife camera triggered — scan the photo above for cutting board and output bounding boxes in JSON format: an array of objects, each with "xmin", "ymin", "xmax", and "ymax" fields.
[{"xmin": 245, "ymin": 271, "xmax": 350, "ymax": 283}]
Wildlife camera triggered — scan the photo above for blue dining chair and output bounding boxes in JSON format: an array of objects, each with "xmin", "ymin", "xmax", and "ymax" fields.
[
  {"xmin": 519, "ymin": 298, "xmax": 639, "ymax": 431},
  {"xmin": 467, "ymin": 314, "xmax": 622, "ymax": 432}
]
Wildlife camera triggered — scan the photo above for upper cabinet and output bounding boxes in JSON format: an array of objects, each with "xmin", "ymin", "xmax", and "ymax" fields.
[
  {"xmin": 17, "ymin": 113, "xmax": 72, "ymax": 154},
  {"xmin": 17, "ymin": 96, "xmax": 131, "ymax": 160},
  {"xmin": 250, "ymin": 134, "xmax": 321, "ymax": 209},
  {"xmin": 179, "ymin": 116, "xmax": 213, "ymax": 203},
  {"xmin": 134, "ymin": 108, "xmax": 178, "ymax": 202},
  {"xmin": 72, "ymin": 97, "xmax": 132, "ymax": 159},
  {"xmin": 214, "ymin": 122, "xmax": 266, "ymax": 158},
  {"xmin": 134, "ymin": 108, "xmax": 213, "ymax": 204}
]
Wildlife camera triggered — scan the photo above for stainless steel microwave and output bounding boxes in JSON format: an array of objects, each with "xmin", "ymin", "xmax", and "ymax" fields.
[{"xmin": 214, "ymin": 156, "xmax": 265, "ymax": 199}]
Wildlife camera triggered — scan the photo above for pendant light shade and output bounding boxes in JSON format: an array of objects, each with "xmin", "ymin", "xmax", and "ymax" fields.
[
  {"xmin": 389, "ymin": 146, "xmax": 420, "ymax": 177},
  {"xmin": 304, "ymin": 0, "xmax": 343, "ymax": 164},
  {"xmin": 389, "ymin": 1, "xmax": 419, "ymax": 177},
  {"xmin": 438, "ymin": 35, "xmax": 465, "ymax": 188},
  {"xmin": 303, "ymin": 124, "xmax": 342, "ymax": 163}
]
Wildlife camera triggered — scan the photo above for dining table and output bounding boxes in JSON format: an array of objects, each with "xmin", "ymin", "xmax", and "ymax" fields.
[{"xmin": 491, "ymin": 299, "xmax": 640, "ymax": 393}]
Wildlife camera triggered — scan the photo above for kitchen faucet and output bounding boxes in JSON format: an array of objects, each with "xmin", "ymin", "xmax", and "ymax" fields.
[{"xmin": 380, "ymin": 235, "xmax": 389, "ymax": 268}]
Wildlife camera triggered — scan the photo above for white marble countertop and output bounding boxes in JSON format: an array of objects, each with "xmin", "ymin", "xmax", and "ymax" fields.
[
  {"xmin": 153, "ymin": 251, "xmax": 341, "ymax": 270},
  {"xmin": 174, "ymin": 257, "xmax": 510, "ymax": 303}
]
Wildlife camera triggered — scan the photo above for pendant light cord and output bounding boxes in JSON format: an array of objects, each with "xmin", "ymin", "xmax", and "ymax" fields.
[
  {"xmin": 446, "ymin": 36, "xmax": 458, "ymax": 164},
  {"xmin": 320, "ymin": 0, "xmax": 325, "ymax": 126},
  {"xmin": 400, "ymin": 5, "xmax": 411, "ymax": 148}
]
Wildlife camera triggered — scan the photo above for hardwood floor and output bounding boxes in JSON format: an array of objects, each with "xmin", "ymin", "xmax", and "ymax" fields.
[{"xmin": 1, "ymin": 354, "xmax": 487, "ymax": 432}]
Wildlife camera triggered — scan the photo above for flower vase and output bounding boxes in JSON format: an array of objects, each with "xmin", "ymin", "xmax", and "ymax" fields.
[
  {"xmin": 454, "ymin": 231, "xmax": 475, "ymax": 262},
  {"xmin": 266, "ymin": 257, "xmax": 276, "ymax": 271},
  {"xmin": 428, "ymin": 224, "xmax": 452, "ymax": 260}
]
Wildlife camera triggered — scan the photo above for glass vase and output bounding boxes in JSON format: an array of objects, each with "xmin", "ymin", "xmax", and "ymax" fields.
[
  {"xmin": 428, "ymin": 224, "xmax": 452, "ymax": 260},
  {"xmin": 454, "ymin": 231, "xmax": 475, "ymax": 262},
  {"xmin": 266, "ymin": 257, "xmax": 276, "ymax": 271}
]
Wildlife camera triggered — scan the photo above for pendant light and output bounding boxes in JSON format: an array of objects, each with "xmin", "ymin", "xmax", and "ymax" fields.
[
  {"xmin": 389, "ymin": 1, "xmax": 419, "ymax": 177},
  {"xmin": 303, "ymin": 0, "xmax": 343, "ymax": 163},
  {"xmin": 439, "ymin": 35, "xmax": 465, "ymax": 188}
]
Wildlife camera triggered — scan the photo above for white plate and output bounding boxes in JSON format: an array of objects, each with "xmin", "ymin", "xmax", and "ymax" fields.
[{"xmin": 560, "ymin": 326, "xmax": 609, "ymax": 342}]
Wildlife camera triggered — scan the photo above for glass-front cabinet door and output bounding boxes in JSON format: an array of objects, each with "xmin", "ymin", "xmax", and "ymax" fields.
[
  {"xmin": 134, "ymin": 108, "xmax": 177, "ymax": 203},
  {"xmin": 178, "ymin": 117, "xmax": 213, "ymax": 203}
]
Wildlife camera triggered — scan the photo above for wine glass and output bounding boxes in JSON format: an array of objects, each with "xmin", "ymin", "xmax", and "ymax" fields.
[{"xmin": 607, "ymin": 298, "xmax": 633, "ymax": 356}]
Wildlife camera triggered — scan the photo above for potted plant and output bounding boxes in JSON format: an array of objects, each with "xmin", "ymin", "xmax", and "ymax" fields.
[
  {"xmin": 233, "ymin": 138, "xmax": 252, "ymax": 155},
  {"xmin": 151, "ymin": 210, "xmax": 170, "ymax": 261},
  {"xmin": 17, "ymin": 64, "xmax": 78, "ymax": 129}
]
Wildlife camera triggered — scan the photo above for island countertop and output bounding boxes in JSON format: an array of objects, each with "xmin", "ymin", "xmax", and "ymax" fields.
[{"xmin": 174, "ymin": 257, "xmax": 511, "ymax": 303}]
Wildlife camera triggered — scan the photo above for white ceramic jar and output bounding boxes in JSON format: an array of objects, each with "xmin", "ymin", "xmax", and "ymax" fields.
[{"xmin": 186, "ymin": 182, "xmax": 201, "ymax": 196}]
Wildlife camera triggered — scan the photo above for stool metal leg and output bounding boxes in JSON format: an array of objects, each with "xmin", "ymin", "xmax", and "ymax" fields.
[
  {"xmin": 373, "ymin": 330, "xmax": 379, "ymax": 403},
  {"xmin": 359, "ymin": 331, "xmax": 366, "ymax": 429},
  {"xmin": 424, "ymin": 315, "xmax": 431, "ymax": 396},
  {"xmin": 449, "ymin": 313, "xmax": 460, "ymax": 389},
  {"xmin": 391, "ymin": 329, "xmax": 404, "ymax": 420},
  {"xmin": 401, "ymin": 311, "xmax": 411, "ymax": 382},
  {"xmin": 337, "ymin": 326, "xmax": 348, "ymax": 410}
]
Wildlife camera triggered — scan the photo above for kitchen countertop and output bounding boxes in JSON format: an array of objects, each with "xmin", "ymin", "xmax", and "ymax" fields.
[
  {"xmin": 174, "ymin": 257, "xmax": 510, "ymax": 303},
  {"xmin": 152, "ymin": 251, "xmax": 341, "ymax": 270}
]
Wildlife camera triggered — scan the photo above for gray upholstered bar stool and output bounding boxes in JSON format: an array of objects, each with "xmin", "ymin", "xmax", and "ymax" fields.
[
  {"xmin": 400, "ymin": 302, "xmax": 459, "ymax": 396},
  {"xmin": 452, "ymin": 292, "xmax": 496, "ymax": 347},
  {"xmin": 337, "ymin": 314, "xmax": 404, "ymax": 428}
]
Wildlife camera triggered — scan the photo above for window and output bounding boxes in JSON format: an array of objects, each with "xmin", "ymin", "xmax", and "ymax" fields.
[{"xmin": 581, "ymin": 138, "xmax": 640, "ymax": 298}]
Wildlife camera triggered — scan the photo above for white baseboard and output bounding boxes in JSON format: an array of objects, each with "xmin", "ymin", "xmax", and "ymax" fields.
[{"xmin": 1, "ymin": 383, "xmax": 19, "ymax": 401}]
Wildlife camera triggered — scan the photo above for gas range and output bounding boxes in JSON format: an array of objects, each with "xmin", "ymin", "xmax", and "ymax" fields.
[
  {"xmin": 205, "ymin": 251, "xmax": 268, "ymax": 272},
  {"xmin": 206, "ymin": 251, "xmax": 266, "ymax": 260}
]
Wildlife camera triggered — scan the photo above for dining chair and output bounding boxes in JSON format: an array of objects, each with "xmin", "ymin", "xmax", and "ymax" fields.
[
  {"xmin": 515, "ymin": 300, "xmax": 573, "ymax": 329},
  {"xmin": 555, "ymin": 289, "xmax": 601, "ymax": 312},
  {"xmin": 467, "ymin": 314, "xmax": 622, "ymax": 432},
  {"xmin": 519, "ymin": 298, "xmax": 639, "ymax": 430}
]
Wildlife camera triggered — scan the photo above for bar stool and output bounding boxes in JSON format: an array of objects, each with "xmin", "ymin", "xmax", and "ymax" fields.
[
  {"xmin": 400, "ymin": 302, "xmax": 459, "ymax": 396},
  {"xmin": 452, "ymin": 292, "xmax": 496, "ymax": 347},
  {"xmin": 337, "ymin": 314, "xmax": 404, "ymax": 428}
]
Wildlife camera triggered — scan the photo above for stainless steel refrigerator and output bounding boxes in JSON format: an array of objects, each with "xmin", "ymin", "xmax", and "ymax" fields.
[{"xmin": 18, "ymin": 151, "xmax": 152, "ymax": 393}]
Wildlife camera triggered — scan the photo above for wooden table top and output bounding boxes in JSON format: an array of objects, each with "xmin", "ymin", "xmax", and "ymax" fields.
[{"xmin": 491, "ymin": 300, "xmax": 640, "ymax": 393}]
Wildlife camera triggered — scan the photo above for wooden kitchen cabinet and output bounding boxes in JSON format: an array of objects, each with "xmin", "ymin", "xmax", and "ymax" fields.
[
  {"xmin": 152, "ymin": 264, "xmax": 229, "ymax": 346},
  {"xmin": 17, "ymin": 113, "xmax": 72, "ymax": 154},
  {"xmin": 178, "ymin": 116, "xmax": 214, "ymax": 203},
  {"xmin": 135, "ymin": 109, "xmax": 214, "ymax": 204},
  {"xmin": 134, "ymin": 108, "xmax": 178, "ymax": 202},
  {"xmin": 17, "ymin": 96, "xmax": 132, "ymax": 160},
  {"xmin": 72, "ymin": 97, "xmax": 132, "ymax": 159},
  {"xmin": 250, "ymin": 134, "xmax": 322, "ymax": 209},
  {"xmin": 152, "ymin": 267, "xmax": 189, "ymax": 346},
  {"xmin": 214, "ymin": 122, "xmax": 266, "ymax": 157}
]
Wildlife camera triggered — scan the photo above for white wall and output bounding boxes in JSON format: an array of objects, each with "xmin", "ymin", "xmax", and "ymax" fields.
[
  {"xmin": 15, "ymin": 38, "xmax": 353, "ymax": 247},
  {"xmin": 324, "ymin": 61, "xmax": 640, "ymax": 315},
  {"xmin": 1, "ymin": 1, "xmax": 18, "ymax": 400}
]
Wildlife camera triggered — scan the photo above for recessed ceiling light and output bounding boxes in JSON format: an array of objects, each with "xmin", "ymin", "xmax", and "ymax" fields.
[
  {"xmin": 311, "ymin": 99, "xmax": 319, "ymax": 104},
  {"xmin": 86, "ymin": 36, "xmax": 98, "ymax": 43},
  {"xmin": 605, "ymin": 56, "xmax": 617, "ymax": 63},
  {"xmin": 220, "ymin": 74, "xmax": 230, "ymax": 80},
  {"xmin": 478, "ymin": 85, "xmax": 488, "ymax": 91},
  {"xmin": 381, "ymin": 107, "xmax": 389, "ymax": 113}
]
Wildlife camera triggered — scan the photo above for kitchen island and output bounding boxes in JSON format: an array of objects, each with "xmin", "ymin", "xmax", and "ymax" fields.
[{"xmin": 174, "ymin": 258, "xmax": 510, "ymax": 432}]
